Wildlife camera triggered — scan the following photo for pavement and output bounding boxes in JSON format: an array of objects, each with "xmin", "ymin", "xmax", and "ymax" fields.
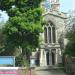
[
  {"xmin": 35, "ymin": 66, "xmax": 64, "ymax": 70},
  {"xmin": 34, "ymin": 69, "xmax": 66, "ymax": 75},
  {"xmin": 31, "ymin": 66, "xmax": 66, "ymax": 75}
]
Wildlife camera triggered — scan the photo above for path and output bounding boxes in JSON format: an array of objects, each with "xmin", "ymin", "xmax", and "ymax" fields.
[
  {"xmin": 33, "ymin": 66, "xmax": 66, "ymax": 75},
  {"xmin": 35, "ymin": 69, "xmax": 66, "ymax": 75}
]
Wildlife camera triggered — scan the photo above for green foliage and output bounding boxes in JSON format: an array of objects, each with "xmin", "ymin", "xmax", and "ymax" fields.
[
  {"xmin": 65, "ymin": 41, "xmax": 75, "ymax": 56},
  {"xmin": 1, "ymin": 0, "xmax": 43, "ymax": 47},
  {"xmin": 3, "ymin": 13, "xmax": 43, "ymax": 48},
  {"xmin": 65, "ymin": 22, "xmax": 75, "ymax": 56},
  {"xmin": 0, "ymin": 0, "xmax": 43, "ymax": 66},
  {"xmin": 0, "ymin": 0, "xmax": 15, "ymax": 11},
  {"xmin": 15, "ymin": 54, "xmax": 29, "ymax": 67},
  {"xmin": 0, "ymin": 29, "xmax": 6, "ymax": 48},
  {"xmin": 0, "ymin": 0, "xmax": 43, "ymax": 12}
]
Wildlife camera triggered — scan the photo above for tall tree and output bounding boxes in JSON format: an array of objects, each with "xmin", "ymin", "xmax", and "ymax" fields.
[
  {"xmin": 0, "ymin": 0, "xmax": 43, "ymax": 66},
  {"xmin": 65, "ymin": 12, "xmax": 75, "ymax": 56}
]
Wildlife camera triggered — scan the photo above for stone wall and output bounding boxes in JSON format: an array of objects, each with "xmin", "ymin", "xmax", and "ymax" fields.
[{"xmin": 65, "ymin": 56, "xmax": 75, "ymax": 75}]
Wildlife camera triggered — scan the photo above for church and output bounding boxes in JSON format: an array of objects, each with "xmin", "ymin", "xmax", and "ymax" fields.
[{"xmin": 30, "ymin": 0, "xmax": 67, "ymax": 67}]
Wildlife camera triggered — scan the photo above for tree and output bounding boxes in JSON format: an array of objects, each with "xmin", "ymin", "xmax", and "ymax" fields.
[
  {"xmin": 0, "ymin": 0, "xmax": 43, "ymax": 66},
  {"xmin": 0, "ymin": 29, "xmax": 5, "ymax": 48},
  {"xmin": 0, "ymin": 15, "xmax": 6, "ymax": 53},
  {"xmin": 65, "ymin": 12, "xmax": 75, "ymax": 56}
]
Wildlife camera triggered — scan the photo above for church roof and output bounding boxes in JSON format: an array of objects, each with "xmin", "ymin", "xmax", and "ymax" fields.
[{"xmin": 42, "ymin": 11, "xmax": 68, "ymax": 19}]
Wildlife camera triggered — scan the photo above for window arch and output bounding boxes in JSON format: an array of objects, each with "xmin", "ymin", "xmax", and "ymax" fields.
[
  {"xmin": 44, "ymin": 27, "xmax": 47, "ymax": 43},
  {"xmin": 44, "ymin": 22, "xmax": 56, "ymax": 43}
]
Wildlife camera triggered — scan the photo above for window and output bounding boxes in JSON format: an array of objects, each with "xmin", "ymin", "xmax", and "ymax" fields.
[
  {"xmin": 44, "ymin": 22, "xmax": 56, "ymax": 43},
  {"xmin": 52, "ymin": 27, "xmax": 56, "ymax": 43},
  {"xmin": 48, "ymin": 27, "xmax": 51, "ymax": 43},
  {"xmin": 44, "ymin": 27, "xmax": 47, "ymax": 43}
]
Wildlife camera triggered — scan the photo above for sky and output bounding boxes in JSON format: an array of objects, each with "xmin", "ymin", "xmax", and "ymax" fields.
[
  {"xmin": 0, "ymin": 10, "xmax": 9, "ymax": 22},
  {"xmin": 0, "ymin": 0, "xmax": 75, "ymax": 23},
  {"xmin": 60, "ymin": 0, "xmax": 75, "ymax": 12}
]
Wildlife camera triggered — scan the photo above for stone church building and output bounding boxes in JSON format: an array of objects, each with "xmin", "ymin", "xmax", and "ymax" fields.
[{"xmin": 30, "ymin": 0, "xmax": 67, "ymax": 67}]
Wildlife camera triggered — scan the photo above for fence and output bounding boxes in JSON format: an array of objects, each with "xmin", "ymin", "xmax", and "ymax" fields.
[
  {"xmin": 65, "ymin": 56, "xmax": 75, "ymax": 75},
  {"xmin": 0, "ymin": 67, "xmax": 34, "ymax": 75}
]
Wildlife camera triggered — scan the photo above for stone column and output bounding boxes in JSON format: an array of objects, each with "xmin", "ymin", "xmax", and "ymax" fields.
[
  {"xmin": 40, "ymin": 49, "xmax": 43, "ymax": 66},
  {"xmin": 40, "ymin": 49, "xmax": 48, "ymax": 66},
  {"xmin": 44, "ymin": 51, "xmax": 47, "ymax": 66},
  {"xmin": 58, "ymin": 48, "xmax": 62, "ymax": 64},
  {"xmin": 40, "ymin": 49, "xmax": 46, "ymax": 66}
]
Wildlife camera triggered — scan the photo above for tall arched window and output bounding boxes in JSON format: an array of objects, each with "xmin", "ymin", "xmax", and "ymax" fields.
[
  {"xmin": 44, "ymin": 27, "xmax": 47, "ymax": 43},
  {"xmin": 48, "ymin": 27, "xmax": 51, "ymax": 43},
  {"xmin": 52, "ymin": 27, "xmax": 56, "ymax": 43},
  {"xmin": 44, "ymin": 22, "xmax": 56, "ymax": 43}
]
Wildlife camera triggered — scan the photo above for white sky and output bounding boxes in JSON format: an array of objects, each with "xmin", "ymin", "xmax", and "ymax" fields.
[
  {"xmin": 60, "ymin": 0, "xmax": 75, "ymax": 12},
  {"xmin": 0, "ymin": 10, "xmax": 9, "ymax": 22}
]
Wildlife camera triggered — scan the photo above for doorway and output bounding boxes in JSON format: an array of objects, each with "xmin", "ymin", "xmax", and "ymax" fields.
[
  {"xmin": 52, "ymin": 52, "xmax": 55, "ymax": 65},
  {"xmin": 46, "ymin": 52, "xmax": 49, "ymax": 65}
]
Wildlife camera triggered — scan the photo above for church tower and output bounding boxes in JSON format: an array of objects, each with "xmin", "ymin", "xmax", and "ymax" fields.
[{"xmin": 50, "ymin": 0, "xmax": 60, "ymax": 11}]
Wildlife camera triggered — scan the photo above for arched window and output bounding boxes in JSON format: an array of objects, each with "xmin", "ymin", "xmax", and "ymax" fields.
[
  {"xmin": 44, "ymin": 22, "xmax": 56, "ymax": 43},
  {"xmin": 48, "ymin": 27, "xmax": 51, "ymax": 43},
  {"xmin": 52, "ymin": 27, "xmax": 56, "ymax": 43},
  {"xmin": 44, "ymin": 27, "xmax": 47, "ymax": 43}
]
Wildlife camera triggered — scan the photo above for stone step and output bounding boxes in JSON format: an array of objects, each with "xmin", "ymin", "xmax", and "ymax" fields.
[{"xmin": 35, "ymin": 66, "xmax": 64, "ymax": 71}]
